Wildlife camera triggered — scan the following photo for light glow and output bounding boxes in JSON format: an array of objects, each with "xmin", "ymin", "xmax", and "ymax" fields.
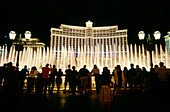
[
  {"xmin": 154, "ymin": 31, "xmax": 161, "ymax": 40},
  {"xmin": 0, "ymin": 25, "xmax": 169, "ymax": 72},
  {"xmin": 25, "ymin": 31, "xmax": 31, "ymax": 39},
  {"xmin": 138, "ymin": 31, "xmax": 145, "ymax": 40},
  {"xmin": 86, "ymin": 20, "xmax": 93, "ymax": 27},
  {"xmin": 9, "ymin": 31, "xmax": 16, "ymax": 40}
]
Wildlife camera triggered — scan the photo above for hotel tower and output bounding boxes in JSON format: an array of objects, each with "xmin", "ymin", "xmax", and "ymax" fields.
[{"xmin": 50, "ymin": 21, "xmax": 128, "ymax": 72}]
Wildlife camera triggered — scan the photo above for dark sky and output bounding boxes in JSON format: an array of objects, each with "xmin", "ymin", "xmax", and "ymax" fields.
[{"xmin": 0, "ymin": 0, "xmax": 169, "ymax": 46}]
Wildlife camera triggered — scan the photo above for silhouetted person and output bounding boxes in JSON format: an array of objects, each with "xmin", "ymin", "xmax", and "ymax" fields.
[
  {"xmin": 64, "ymin": 64, "xmax": 71, "ymax": 93},
  {"xmin": 0, "ymin": 63, "xmax": 7, "ymax": 87},
  {"xmin": 112, "ymin": 67, "xmax": 117, "ymax": 92},
  {"xmin": 123, "ymin": 67, "xmax": 128, "ymax": 91},
  {"xmin": 154, "ymin": 65, "xmax": 159, "ymax": 71},
  {"xmin": 114, "ymin": 65, "xmax": 122, "ymax": 96},
  {"xmin": 48, "ymin": 65, "xmax": 57, "ymax": 94},
  {"xmin": 87, "ymin": 71, "xmax": 93, "ymax": 94},
  {"xmin": 42, "ymin": 64, "xmax": 52, "ymax": 95},
  {"xmin": 27, "ymin": 66, "xmax": 39, "ymax": 94},
  {"xmin": 155, "ymin": 62, "xmax": 169, "ymax": 97},
  {"xmin": 142, "ymin": 67, "xmax": 149, "ymax": 94},
  {"xmin": 79, "ymin": 65, "xmax": 89, "ymax": 95},
  {"xmin": 3, "ymin": 62, "xmax": 18, "ymax": 95},
  {"xmin": 128, "ymin": 64, "xmax": 137, "ymax": 91},
  {"xmin": 56, "ymin": 69, "xmax": 63, "ymax": 93},
  {"xmin": 151, "ymin": 65, "xmax": 159, "ymax": 93},
  {"xmin": 70, "ymin": 66, "xmax": 77, "ymax": 95},
  {"xmin": 35, "ymin": 73, "xmax": 43, "ymax": 95},
  {"xmin": 100, "ymin": 67, "xmax": 112, "ymax": 112},
  {"xmin": 135, "ymin": 65, "xmax": 142, "ymax": 90},
  {"xmin": 19, "ymin": 65, "xmax": 29, "ymax": 93},
  {"xmin": 91, "ymin": 65, "xmax": 100, "ymax": 94}
]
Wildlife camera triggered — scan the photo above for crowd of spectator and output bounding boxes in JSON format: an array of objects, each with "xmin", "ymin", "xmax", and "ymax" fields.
[{"xmin": 0, "ymin": 62, "xmax": 169, "ymax": 99}]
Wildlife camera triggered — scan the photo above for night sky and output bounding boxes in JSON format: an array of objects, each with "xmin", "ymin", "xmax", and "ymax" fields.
[{"xmin": 0, "ymin": 0, "xmax": 169, "ymax": 46}]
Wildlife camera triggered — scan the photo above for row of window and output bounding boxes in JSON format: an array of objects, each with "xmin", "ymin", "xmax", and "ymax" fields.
[
  {"xmin": 52, "ymin": 33, "xmax": 127, "ymax": 38},
  {"xmin": 52, "ymin": 36, "xmax": 127, "ymax": 45},
  {"xmin": 55, "ymin": 31, "xmax": 125, "ymax": 35},
  {"xmin": 51, "ymin": 36, "xmax": 127, "ymax": 53},
  {"xmin": 52, "ymin": 30, "xmax": 127, "ymax": 37},
  {"xmin": 62, "ymin": 27, "xmax": 117, "ymax": 33},
  {"xmin": 55, "ymin": 45, "xmax": 127, "ymax": 55}
]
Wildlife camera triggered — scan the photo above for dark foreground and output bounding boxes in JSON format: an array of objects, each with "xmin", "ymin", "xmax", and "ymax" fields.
[{"xmin": 0, "ymin": 90, "xmax": 169, "ymax": 112}]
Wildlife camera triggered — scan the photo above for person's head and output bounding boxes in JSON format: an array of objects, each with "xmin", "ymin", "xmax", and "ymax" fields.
[
  {"xmin": 154, "ymin": 65, "xmax": 158, "ymax": 69},
  {"xmin": 130, "ymin": 63, "xmax": 134, "ymax": 68},
  {"xmin": 124, "ymin": 67, "xmax": 128, "ymax": 71},
  {"xmin": 103, "ymin": 67, "xmax": 109, "ymax": 71},
  {"xmin": 68, "ymin": 64, "xmax": 71, "ymax": 68},
  {"xmin": 159, "ymin": 62, "xmax": 164, "ymax": 67},
  {"xmin": 53, "ymin": 65, "xmax": 56, "ymax": 68},
  {"xmin": 72, "ymin": 66, "xmax": 75, "ymax": 70},
  {"xmin": 46, "ymin": 64, "xmax": 49, "ymax": 67},
  {"xmin": 31, "ymin": 67, "xmax": 33, "ymax": 71},
  {"xmin": 103, "ymin": 67, "xmax": 109, "ymax": 75},
  {"xmin": 59, "ymin": 69, "xmax": 62, "ymax": 72},
  {"xmin": 103, "ymin": 67, "xmax": 107, "ymax": 71},
  {"xmin": 142, "ymin": 67, "xmax": 146, "ymax": 71},
  {"xmin": 8, "ymin": 62, "xmax": 12, "ymax": 67},
  {"xmin": 3, "ymin": 63, "xmax": 7, "ymax": 67},
  {"xmin": 24, "ymin": 65, "xmax": 27, "ymax": 69},
  {"xmin": 117, "ymin": 65, "xmax": 121, "ymax": 70},
  {"xmin": 83, "ymin": 65, "xmax": 86, "ymax": 69},
  {"xmin": 136, "ymin": 65, "xmax": 139, "ymax": 69},
  {"xmin": 94, "ymin": 65, "xmax": 97, "ymax": 69},
  {"xmin": 32, "ymin": 66, "xmax": 37, "ymax": 70}
]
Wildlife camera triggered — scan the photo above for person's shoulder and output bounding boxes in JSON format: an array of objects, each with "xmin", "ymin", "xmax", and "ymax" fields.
[
  {"xmin": 129, "ymin": 68, "xmax": 135, "ymax": 72},
  {"xmin": 35, "ymin": 70, "xmax": 39, "ymax": 74},
  {"xmin": 91, "ymin": 69, "xmax": 94, "ymax": 72},
  {"xmin": 161, "ymin": 66, "xmax": 167, "ymax": 70},
  {"xmin": 66, "ymin": 69, "xmax": 71, "ymax": 73},
  {"xmin": 44, "ymin": 67, "xmax": 51, "ymax": 70},
  {"xmin": 65, "ymin": 69, "xmax": 70, "ymax": 71},
  {"xmin": 73, "ymin": 70, "xmax": 77, "ymax": 73},
  {"xmin": 86, "ymin": 68, "xmax": 89, "ymax": 71},
  {"xmin": 54, "ymin": 68, "xmax": 57, "ymax": 71},
  {"xmin": 155, "ymin": 67, "xmax": 159, "ymax": 70},
  {"xmin": 21, "ymin": 69, "xmax": 24, "ymax": 71},
  {"xmin": 129, "ymin": 68, "xmax": 132, "ymax": 71},
  {"xmin": 79, "ymin": 68, "xmax": 83, "ymax": 71},
  {"xmin": 156, "ymin": 67, "xmax": 164, "ymax": 71}
]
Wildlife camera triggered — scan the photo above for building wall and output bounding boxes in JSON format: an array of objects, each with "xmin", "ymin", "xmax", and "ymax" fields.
[
  {"xmin": 50, "ymin": 21, "xmax": 128, "ymax": 71},
  {"xmin": 164, "ymin": 32, "xmax": 170, "ymax": 54},
  {"xmin": 51, "ymin": 22, "xmax": 128, "ymax": 56}
]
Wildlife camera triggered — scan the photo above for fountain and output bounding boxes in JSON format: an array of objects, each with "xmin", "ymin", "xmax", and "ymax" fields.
[{"xmin": 0, "ymin": 43, "xmax": 169, "ymax": 72}]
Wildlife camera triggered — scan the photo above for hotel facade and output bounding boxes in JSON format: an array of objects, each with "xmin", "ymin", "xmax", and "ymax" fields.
[
  {"xmin": 50, "ymin": 21, "xmax": 128, "ymax": 71},
  {"xmin": 164, "ymin": 31, "xmax": 170, "ymax": 54}
]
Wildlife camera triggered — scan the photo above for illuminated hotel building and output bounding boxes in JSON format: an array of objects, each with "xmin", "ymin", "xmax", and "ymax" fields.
[
  {"xmin": 50, "ymin": 21, "xmax": 128, "ymax": 71},
  {"xmin": 164, "ymin": 31, "xmax": 170, "ymax": 54}
]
